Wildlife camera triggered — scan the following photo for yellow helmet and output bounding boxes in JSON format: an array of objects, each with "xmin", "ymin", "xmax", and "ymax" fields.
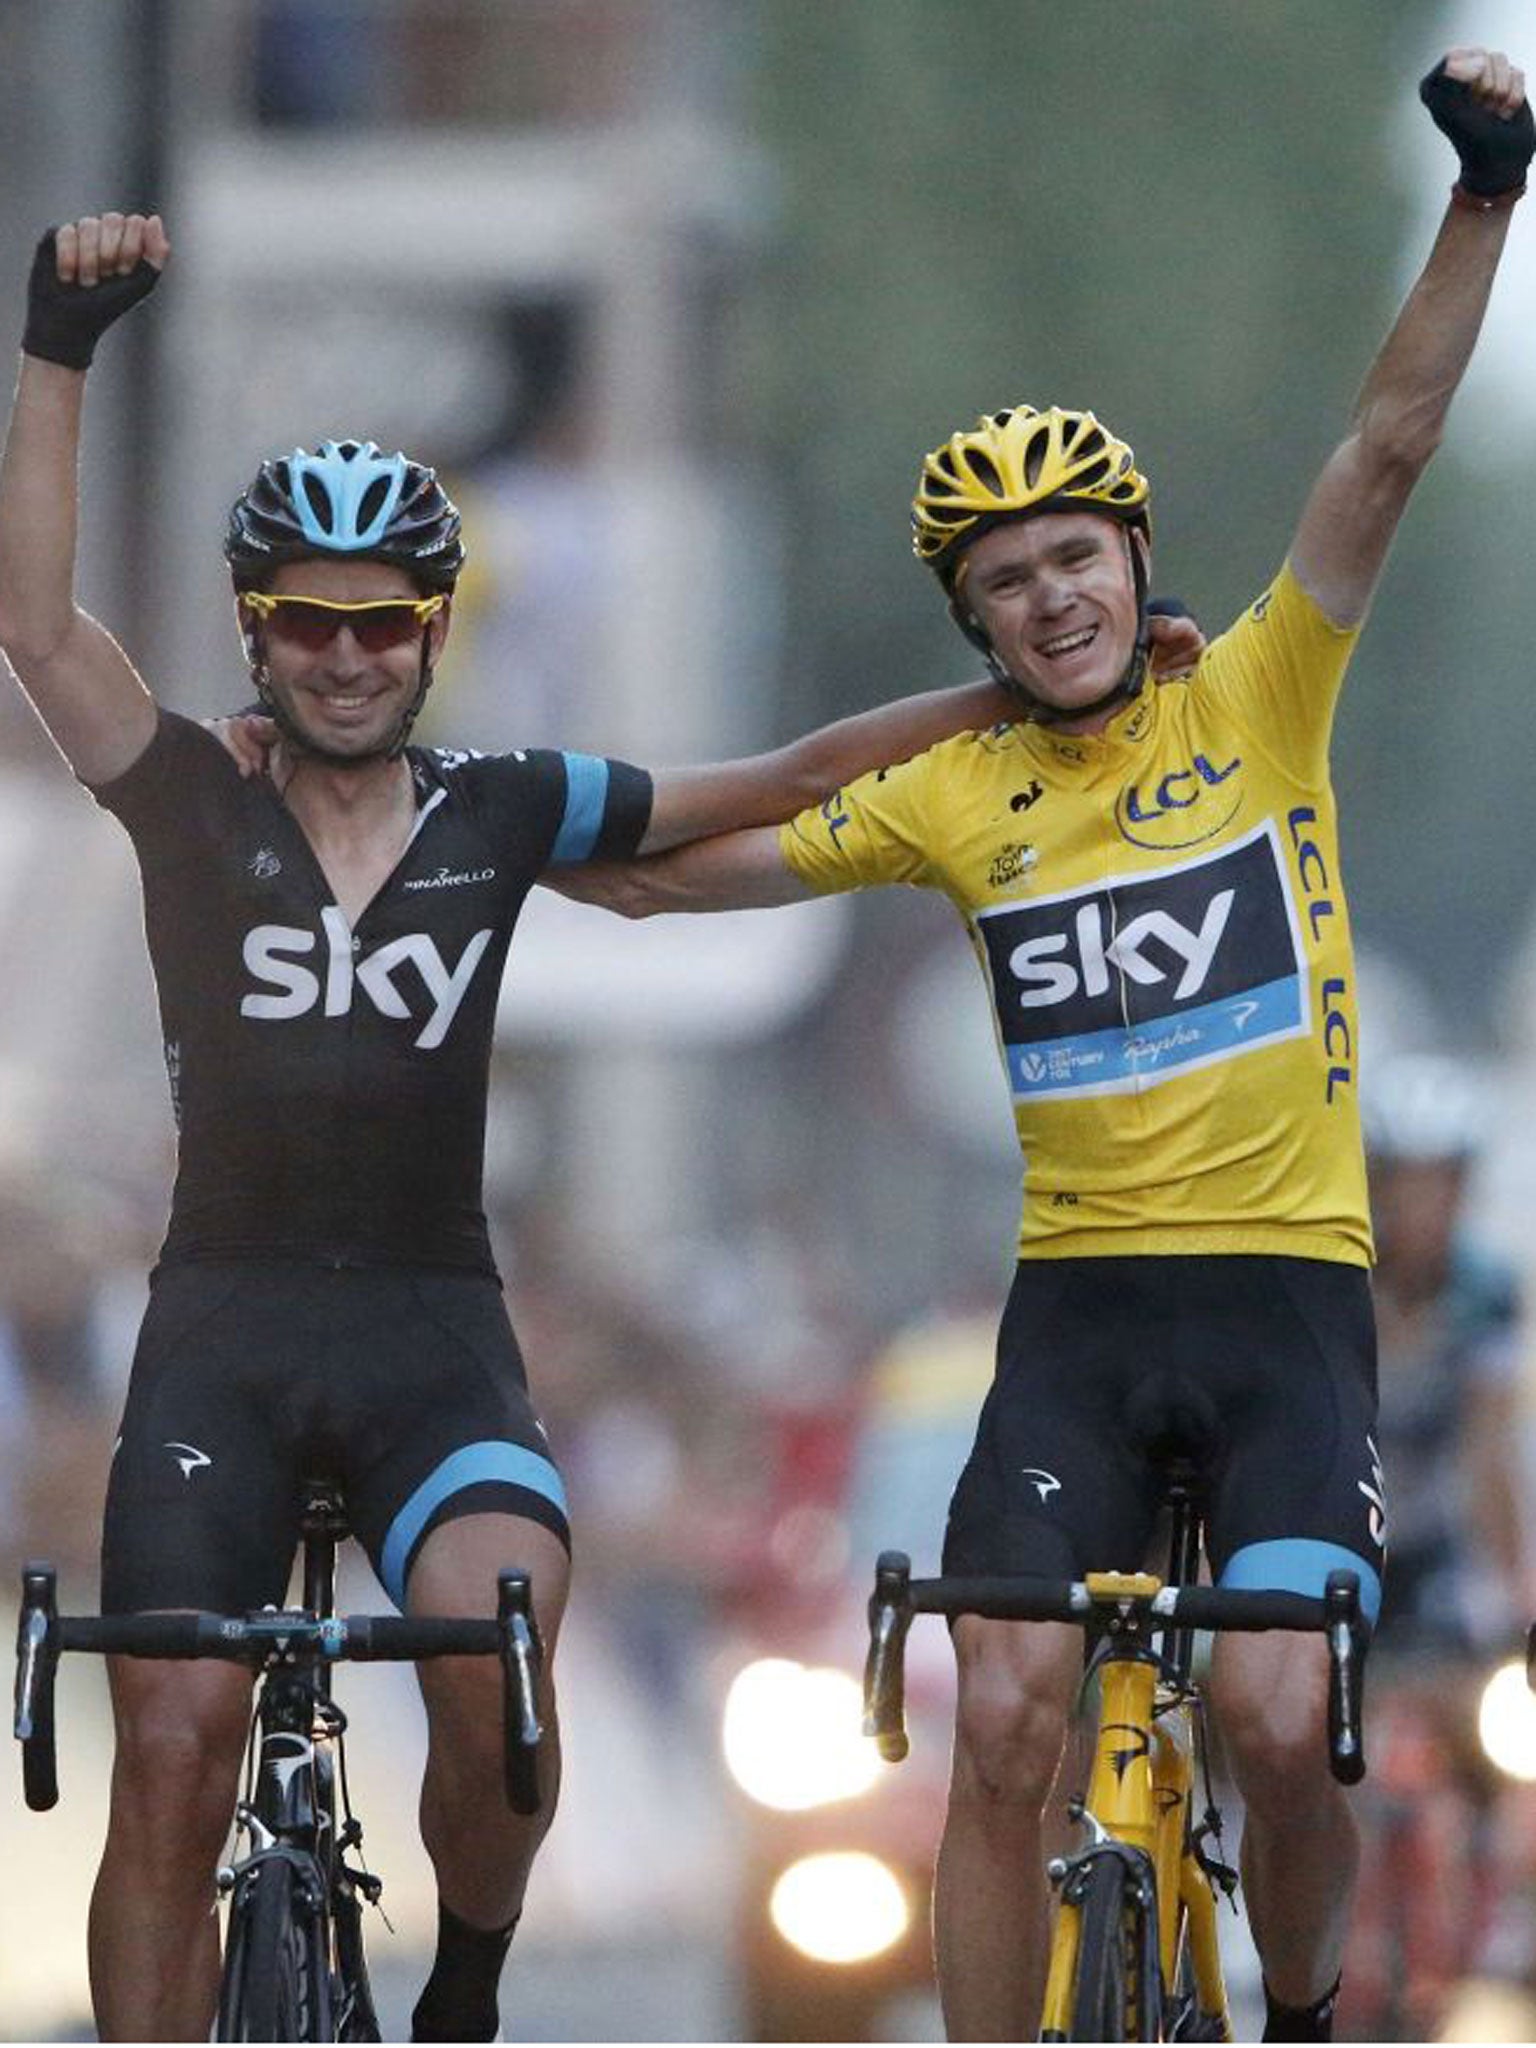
[{"xmin": 912, "ymin": 404, "xmax": 1149, "ymax": 585}]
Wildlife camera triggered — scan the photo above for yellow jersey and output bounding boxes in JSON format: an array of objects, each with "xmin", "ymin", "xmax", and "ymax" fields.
[{"xmin": 780, "ymin": 564, "xmax": 1371, "ymax": 1266}]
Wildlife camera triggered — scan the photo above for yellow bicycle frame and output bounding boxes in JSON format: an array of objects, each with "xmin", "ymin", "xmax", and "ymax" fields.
[{"xmin": 1039, "ymin": 1575, "xmax": 1232, "ymax": 2042}]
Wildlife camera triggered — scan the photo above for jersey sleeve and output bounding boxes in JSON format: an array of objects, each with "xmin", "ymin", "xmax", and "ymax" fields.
[
  {"xmin": 778, "ymin": 751, "xmax": 940, "ymax": 895},
  {"xmin": 1193, "ymin": 563, "xmax": 1362, "ymax": 787},
  {"xmin": 87, "ymin": 708, "xmax": 239, "ymax": 858},
  {"xmin": 538, "ymin": 749, "xmax": 653, "ymax": 866}
]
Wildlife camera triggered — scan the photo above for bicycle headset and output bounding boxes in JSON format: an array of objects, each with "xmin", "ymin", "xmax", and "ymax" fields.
[
  {"xmin": 224, "ymin": 438, "xmax": 467, "ymax": 763},
  {"xmin": 911, "ymin": 404, "xmax": 1152, "ymax": 726}
]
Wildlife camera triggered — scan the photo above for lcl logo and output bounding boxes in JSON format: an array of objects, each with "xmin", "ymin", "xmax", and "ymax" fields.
[{"xmin": 1116, "ymin": 753, "xmax": 1243, "ymax": 850}]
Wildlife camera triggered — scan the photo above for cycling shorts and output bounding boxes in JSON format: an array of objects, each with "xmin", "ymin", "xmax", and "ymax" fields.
[
  {"xmin": 102, "ymin": 1261, "xmax": 570, "ymax": 1616},
  {"xmin": 942, "ymin": 1254, "xmax": 1384, "ymax": 1621}
]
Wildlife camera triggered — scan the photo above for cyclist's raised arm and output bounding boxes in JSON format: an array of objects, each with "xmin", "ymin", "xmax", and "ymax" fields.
[
  {"xmin": 544, "ymin": 824, "xmax": 815, "ymax": 917},
  {"xmin": 0, "ymin": 213, "xmax": 168, "ymax": 784},
  {"xmin": 1289, "ymin": 49, "xmax": 1531, "ymax": 628},
  {"xmin": 635, "ymin": 675, "xmax": 1010, "ymax": 855}
]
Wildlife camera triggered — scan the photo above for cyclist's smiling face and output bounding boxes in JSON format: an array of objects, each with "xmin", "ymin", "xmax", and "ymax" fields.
[
  {"xmin": 256, "ymin": 558, "xmax": 448, "ymax": 760},
  {"xmin": 959, "ymin": 511, "xmax": 1141, "ymax": 724}
]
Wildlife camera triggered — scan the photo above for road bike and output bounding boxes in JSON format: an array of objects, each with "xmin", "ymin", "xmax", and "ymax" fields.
[
  {"xmin": 863, "ymin": 1473, "xmax": 1368, "ymax": 2041},
  {"xmin": 14, "ymin": 1478, "xmax": 543, "ymax": 2042}
]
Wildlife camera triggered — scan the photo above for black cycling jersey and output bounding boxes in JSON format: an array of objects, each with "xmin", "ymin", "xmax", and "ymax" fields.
[{"xmin": 92, "ymin": 710, "xmax": 651, "ymax": 1272}]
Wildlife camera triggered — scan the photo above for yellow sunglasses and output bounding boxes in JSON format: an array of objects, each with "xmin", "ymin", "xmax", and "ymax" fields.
[{"xmin": 240, "ymin": 590, "xmax": 445, "ymax": 653}]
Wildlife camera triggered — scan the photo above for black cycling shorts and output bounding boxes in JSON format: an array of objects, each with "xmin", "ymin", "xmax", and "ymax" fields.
[
  {"xmin": 102, "ymin": 1261, "xmax": 570, "ymax": 1616},
  {"xmin": 942, "ymin": 1254, "xmax": 1384, "ymax": 1621}
]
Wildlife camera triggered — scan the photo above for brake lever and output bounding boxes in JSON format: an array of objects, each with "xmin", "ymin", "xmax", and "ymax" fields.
[
  {"xmin": 15, "ymin": 1562, "xmax": 60, "ymax": 1811},
  {"xmin": 863, "ymin": 1550, "xmax": 914, "ymax": 1764},
  {"xmin": 496, "ymin": 1570, "xmax": 543, "ymax": 1816},
  {"xmin": 1323, "ymin": 1568, "xmax": 1367, "ymax": 1786}
]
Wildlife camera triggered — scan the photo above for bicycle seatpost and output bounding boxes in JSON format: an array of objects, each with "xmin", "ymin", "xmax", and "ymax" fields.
[
  {"xmin": 297, "ymin": 1481, "xmax": 348, "ymax": 1710},
  {"xmin": 1159, "ymin": 1466, "xmax": 1203, "ymax": 1690}
]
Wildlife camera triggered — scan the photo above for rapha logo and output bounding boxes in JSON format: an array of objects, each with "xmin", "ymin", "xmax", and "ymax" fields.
[
  {"xmin": 1021, "ymin": 1468, "xmax": 1061, "ymax": 1502},
  {"xmin": 248, "ymin": 848, "xmax": 282, "ymax": 881},
  {"xmin": 165, "ymin": 1441, "xmax": 212, "ymax": 1479}
]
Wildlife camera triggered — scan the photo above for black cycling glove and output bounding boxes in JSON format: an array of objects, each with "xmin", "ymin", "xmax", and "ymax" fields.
[
  {"xmin": 22, "ymin": 228, "xmax": 162, "ymax": 369},
  {"xmin": 1420, "ymin": 57, "xmax": 1534, "ymax": 198}
]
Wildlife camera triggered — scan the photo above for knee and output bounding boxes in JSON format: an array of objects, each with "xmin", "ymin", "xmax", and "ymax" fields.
[
  {"xmin": 109, "ymin": 1682, "xmax": 247, "ymax": 1851},
  {"xmin": 426, "ymin": 1661, "xmax": 561, "ymax": 1800},
  {"xmin": 1214, "ymin": 1661, "xmax": 1333, "ymax": 1818},
  {"xmin": 952, "ymin": 1656, "xmax": 1069, "ymax": 1810}
]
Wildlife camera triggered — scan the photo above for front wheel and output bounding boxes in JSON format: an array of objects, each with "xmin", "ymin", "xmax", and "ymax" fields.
[
  {"xmin": 1068, "ymin": 1854, "xmax": 1146, "ymax": 2042},
  {"xmin": 218, "ymin": 1855, "xmax": 331, "ymax": 2041}
]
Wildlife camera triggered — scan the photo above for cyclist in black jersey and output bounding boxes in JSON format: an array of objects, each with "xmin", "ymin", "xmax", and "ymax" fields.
[
  {"xmin": 0, "ymin": 212, "xmax": 1081, "ymax": 2042},
  {"xmin": 541, "ymin": 48, "xmax": 1533, "ymax": 2047}
]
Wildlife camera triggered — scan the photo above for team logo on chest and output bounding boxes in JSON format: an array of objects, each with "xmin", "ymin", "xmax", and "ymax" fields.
[
  {"xmin": 975, "ymin": 820, "xmax": 1307, "ymax": 1099},
  {"xmin": 241, "ymin": 906, "xmax": 492, "ymax": 1049},
  {"xmin": 1115, "ymin": 751, "xmax": 1244, "ymax": 850}
]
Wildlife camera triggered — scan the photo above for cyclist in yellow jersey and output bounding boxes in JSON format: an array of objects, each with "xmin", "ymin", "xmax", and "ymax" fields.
[{"xmin": 562, "ymin": 46, "xmax": 1533, "ymax": 2045}]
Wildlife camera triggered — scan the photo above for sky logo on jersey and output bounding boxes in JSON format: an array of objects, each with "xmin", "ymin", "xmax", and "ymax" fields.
[
  {"xmin": 241, "ymin": 907, "xmax": 492, "ymax": 1049},
  {"xmin": 975, "ymin": 821, "xmax": 1307, "ymax": 1099}
]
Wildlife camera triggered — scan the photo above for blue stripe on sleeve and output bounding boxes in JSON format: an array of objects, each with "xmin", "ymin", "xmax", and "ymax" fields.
[
  {"xmin": 550, "ymin": 752, "xmax": 610, "ymax": 864},
  {"xmin": 380, "ymin": 1440, "xmax": 570, "ymax": 1607}
]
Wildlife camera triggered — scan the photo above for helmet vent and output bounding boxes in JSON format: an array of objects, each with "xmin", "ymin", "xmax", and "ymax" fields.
[
  {"xmin": 357, "ymin": 475, "xmax": 394, "ymax": 534},
  {"xmin": 300, "ymin": 471, "xmax": 334, "ymax": 533},
  {"xmin": 1023, "ymin": 433, "xmax": 1048, "ymax": 489},
  {"xmin": 967, "ymin": 451, "xmax": 1003, "ymax": 497}
]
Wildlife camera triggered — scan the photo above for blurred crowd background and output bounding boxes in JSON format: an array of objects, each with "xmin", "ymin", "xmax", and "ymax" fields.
[{"xmin": 7, "ymin": 0, "xmax": 1536, "ymax": 2038}]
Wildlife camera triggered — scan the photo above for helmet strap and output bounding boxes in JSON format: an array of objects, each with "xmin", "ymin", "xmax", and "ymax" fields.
[{"xmin": 385, "ymin": 635, "xmax": 435, "ymax": 760}]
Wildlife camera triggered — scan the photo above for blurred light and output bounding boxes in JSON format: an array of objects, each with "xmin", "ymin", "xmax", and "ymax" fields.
[
  {"xmin": 1478, "ymin": 1660, "xmax": 1536, "ymax": 1780},
  {"xmin": 722, "ymin": 1658, "xmax": 882, "ymax": 1810},
  {"xmin": 769, "ymin": 1851, "xmax": 910, "ymax": 1965}
]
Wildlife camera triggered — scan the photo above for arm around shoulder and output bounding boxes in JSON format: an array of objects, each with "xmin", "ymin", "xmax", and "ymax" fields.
[
  {"xmin": 638, "ymin": 676, "xmax": 1010, "ymax": 855},
  {"xmin": 544, "ymin": 823, "xmax": 817, "ymax": 917}
]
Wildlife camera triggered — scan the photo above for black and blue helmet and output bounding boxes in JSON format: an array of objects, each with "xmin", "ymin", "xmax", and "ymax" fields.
[{"xmin": 224, "ymin": 438, "xmax": 465, "ymax": 593}]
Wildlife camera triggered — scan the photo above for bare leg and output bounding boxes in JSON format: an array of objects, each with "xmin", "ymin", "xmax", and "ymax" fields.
[
  {"xmin": 932, "ymin": 1617, "xmax": 1080, "ymax": 2042},
  {"xmin": 1211, "ymin": 1633, "xmax": 1359, "ymax": 2005},
  {"xmin": 88, "ymin": 1656, "xmax": 252, "ymax": 2041},
  {"xmin": 409, "ymin": 1513, "xmax": 572, "ymax": 1927}
]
